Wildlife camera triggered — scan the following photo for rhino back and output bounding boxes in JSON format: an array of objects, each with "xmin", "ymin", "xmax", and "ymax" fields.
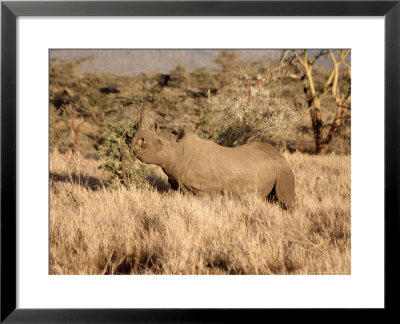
[{"xmin": 176, "ymin": 136, "xmax": 282, "ymax": 196}]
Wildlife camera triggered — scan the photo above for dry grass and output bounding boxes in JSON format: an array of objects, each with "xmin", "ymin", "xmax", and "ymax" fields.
[{"xmin": 50, "ymin": 151, "xmax": 350, "ymax": 275}]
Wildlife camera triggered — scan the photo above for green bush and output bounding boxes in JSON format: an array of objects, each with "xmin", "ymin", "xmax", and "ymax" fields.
[{"xmin": 100, "ymin": 120, "xmax": 150, "ymax": 189}]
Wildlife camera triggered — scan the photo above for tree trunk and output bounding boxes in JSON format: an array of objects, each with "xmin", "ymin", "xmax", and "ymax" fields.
[
  {"xmin": 310, "ymin": 106, "xmax": 326, "ymax": 154},
  {"xmin": 307, "ymin": 92, "xmax": 327, "ymax": 154}
]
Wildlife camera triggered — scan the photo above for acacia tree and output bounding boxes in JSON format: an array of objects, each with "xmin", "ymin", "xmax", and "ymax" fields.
[{"xmin": 280, "ymin": 49, "xmax": 351, "ymax": 154}]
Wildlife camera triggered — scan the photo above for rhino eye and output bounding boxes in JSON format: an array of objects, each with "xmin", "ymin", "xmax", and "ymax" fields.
[{"xmin": 138, "ymin": 138, "xmax": 147, "ymax": 150}]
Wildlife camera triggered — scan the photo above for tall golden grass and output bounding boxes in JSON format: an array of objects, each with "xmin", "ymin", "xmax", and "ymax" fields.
[{"xmin": 50, "ymin": 151, "xmax": 350, "ymax": 275}]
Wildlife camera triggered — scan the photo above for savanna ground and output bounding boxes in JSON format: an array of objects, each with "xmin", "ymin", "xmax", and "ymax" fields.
[{"xmin": 50, "ymin": 150, "xmax": 350, "ymax": 275}]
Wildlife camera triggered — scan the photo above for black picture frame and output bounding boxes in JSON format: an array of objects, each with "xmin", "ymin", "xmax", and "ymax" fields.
[{"xmin": 1, "ymin": 0, "xmax": 399, "ymax": 322}]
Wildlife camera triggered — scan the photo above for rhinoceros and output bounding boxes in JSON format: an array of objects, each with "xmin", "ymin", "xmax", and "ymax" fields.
[{"xmin": 131, "ymin": 105, "xmax": 295, "ymax": 206}]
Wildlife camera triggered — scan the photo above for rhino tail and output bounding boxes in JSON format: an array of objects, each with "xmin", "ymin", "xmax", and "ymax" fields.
[{"xmin": 275, "ymin": 164, "xmax": 295, "ymax": 207}]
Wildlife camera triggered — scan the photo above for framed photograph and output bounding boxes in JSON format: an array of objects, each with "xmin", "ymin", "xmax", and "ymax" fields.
[{"xmin": 1, "ymin": 0, "xmax": 398, "ymax": 321}]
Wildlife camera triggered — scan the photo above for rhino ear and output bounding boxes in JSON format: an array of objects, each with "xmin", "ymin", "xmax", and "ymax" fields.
[{"xmin": 176, "ymin": 127, "xmax": 186, "ymax": 142}]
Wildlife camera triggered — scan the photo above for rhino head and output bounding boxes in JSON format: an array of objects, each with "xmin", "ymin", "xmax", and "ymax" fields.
[{"xmin": 131, "ymin": 104, "xmax": 183, "ymax": 165}]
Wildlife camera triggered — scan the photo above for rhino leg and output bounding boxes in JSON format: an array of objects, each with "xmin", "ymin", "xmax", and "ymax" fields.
[
  {"xmin": 275, "ymin": 166, "xmax": 295, "ymax": 207},
  {"xmin": 168, "ymin": 177, "xmax": 179, "ymax": 191}
]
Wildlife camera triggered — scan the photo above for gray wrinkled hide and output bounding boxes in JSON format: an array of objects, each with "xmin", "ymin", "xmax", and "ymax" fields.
[{"xmin": 132, "ymin": 105, "xmax": 295, "ymax": 207}]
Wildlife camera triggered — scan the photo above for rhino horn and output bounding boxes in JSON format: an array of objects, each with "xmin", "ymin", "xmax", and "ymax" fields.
[{"xmin": 138, "ymin": 103, "xmax": 152, "ymax": 130}]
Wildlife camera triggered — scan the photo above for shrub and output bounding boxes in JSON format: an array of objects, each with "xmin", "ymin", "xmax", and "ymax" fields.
[
  {"xmin": 212, "ymin": 65, "xmax": 300, "ymax": 148},
  {"xmin": 100, "ymin": 120, "xmax": 150, "ymax": 189}
]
